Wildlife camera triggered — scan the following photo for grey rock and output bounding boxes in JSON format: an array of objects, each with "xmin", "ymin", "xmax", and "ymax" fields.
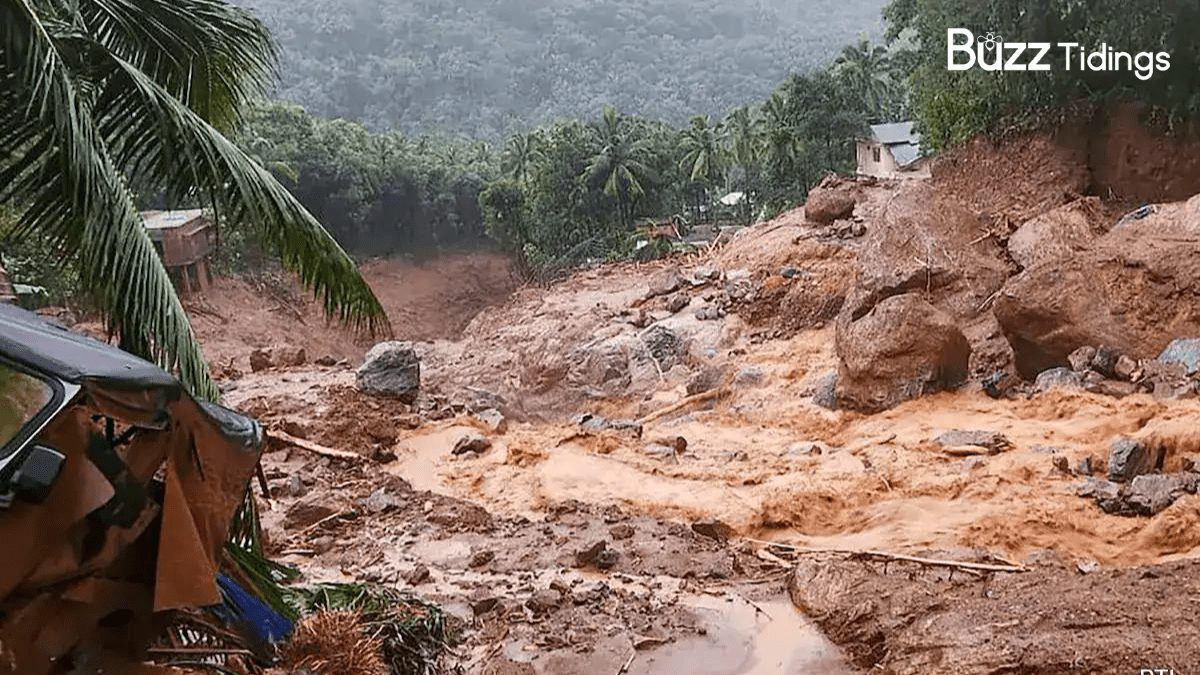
[
  {"xmin": 356, "ymin": 341, "xmax": 421, "ymax": 403},
  {"xmin": 1158, "ymin": 337, "xmax": 1200, "ymax": 375},
  {"xmin": 1073, "ymin": 455, "xmax": 1095, "ymax": 477},
  {"xmin": 665, "ymin": 293, "xmax": 690, "ymax": 313},
  {"xmin": 694, "ymin": 305, "xmax": 720, "ymax": 321},
  {"xmin": 1075, "ymin": 477, "xmax": 1120, "ymax": 501},
  {"xmin": 287, "ymin": 474, "xmax": 307, "ymax": 498},
  {"xmin": 1035, "ymin": 367, "xmax": 1084, "ymax": 392},
  {"xmin": 780, "ymin": 267, "xmax": 801, "ymax": 279},
  {"xmin": 1114, "ymin": 355, "xmax": 1138, "ymax": 380},
  {"xmin": 686, "ymin": 365, "xmax": 727, "ymax": 396},
  {"xmin": 312, "ymin": 536, "xmax": 336, "ymax": 555},
  {"xmin": 1122, "ymin": 474, "xmax": 1200, "ymax": 516},
  {"xmin": 1090, "ymin": 345, "xmax": 1120, "ymax": 377},
  {"xmin": 1067, "ymin": 345, "xmax": 1096, "ymax": 373},
  {"xmin": 526, "ymin": 589, "xmax": 563, "ymax": 614},
  {"xmin": 579, "ymin": 413, "xmax": 643, "ymax": 438},
  {"xmin": 643, "ymin": 443, "xmax": 677, "ymax": 459},
  {"xmin": 812, "ymin": 370, "xmax": 838, "ymax": 410},
  {"xmin": 787, "ymin": 442, "xmax": 824, "ymax": 456},
  {"xmin": 647, "ymin": 265, "xmax": 682, "ymax": 298},
  {"xmin": 733, "ymin": 366, "xmax": 765, "ymax": 388},
  {"xmin": 475, "ymin": 408, "xmax": 508, "ymax": 434},
  {"xmin": 452, "ymin": 432, "xmax": 493, "ymax": 456},
  {"xmin": 362, "ymin": 488, "xmax": 399, "ymax": 514},
  {"xmin": 1108, "ymin": 437, "xmax": 1160, "ymax": 483},
  {"xmin": 935, "ymin": 430, "xmax": 1012, "ymax": 453},
  {"xmin": 691, "ymin": 519, "xmax": 735, "ymax": 542},
  {"xmin": 315, "ymin": 354, "xmax": 338, "ymax": 367},
  {"xmin": 640, "ymin": 325, "xmax": 683, "ymax": 371}
]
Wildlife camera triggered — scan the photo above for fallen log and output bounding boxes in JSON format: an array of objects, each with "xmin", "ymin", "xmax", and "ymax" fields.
[
  {"xmin": 637, "ymin": 387, "xmax": 729, "ymax": 425},
  {"xmin": 269, "ymin": 428, "xmax": 361, "ymax": 460}
]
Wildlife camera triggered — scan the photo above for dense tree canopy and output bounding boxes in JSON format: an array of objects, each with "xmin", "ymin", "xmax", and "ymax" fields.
[
  {"xmin": 888, "ymin": 0, "xmax": 1200, "ymax": 150},
  {"xmin": 237, "ymin": 0, "xmax": 890, "ymax": 139}
]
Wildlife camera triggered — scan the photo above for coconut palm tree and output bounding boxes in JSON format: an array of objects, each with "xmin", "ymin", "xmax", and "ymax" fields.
[
  {"xmin": 501, "ymin": 130, "xmax": 544, "ymax": 187},
  {"xmin": 583, "ymin": 106, "xmax": 654, "ymax": 232},
  {"xmin": 833, "ymin": 37, "xmax": 897, "ymax": 121},
  {"xmin": 0, "ymin": 0, "xmax": 388, "ymax": 401}
]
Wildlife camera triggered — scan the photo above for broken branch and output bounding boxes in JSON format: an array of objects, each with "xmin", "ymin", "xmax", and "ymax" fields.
[
  {"xmin": 742, "ymin": 539, "xmax": 1027, "ymax": 573},
  {"xmin": 637, "ymin": 387, "xmax": 729, "ymax": 425},
  {"xmin": 269, "ymin": 428, "xmax": 360, "ymax": 460}
]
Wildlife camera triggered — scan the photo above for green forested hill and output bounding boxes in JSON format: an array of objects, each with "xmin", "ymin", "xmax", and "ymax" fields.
[{"xmin": 239, "ymin": 0, "xmax": 889, "ymax": 137}]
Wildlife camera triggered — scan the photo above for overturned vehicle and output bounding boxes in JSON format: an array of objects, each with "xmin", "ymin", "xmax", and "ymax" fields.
[{"xmin": 0, "ymin": 302, "xmax": 268, "ymax": 673}]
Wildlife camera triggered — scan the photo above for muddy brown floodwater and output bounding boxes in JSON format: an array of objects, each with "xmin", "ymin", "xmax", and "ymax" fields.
[{"xmin": 208, "ymin": 170, "xmax": 1200, "ymax": 673}]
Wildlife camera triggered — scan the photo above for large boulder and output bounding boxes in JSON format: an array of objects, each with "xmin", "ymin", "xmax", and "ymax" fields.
[
  {"xmin": 993, "ymin": 194, "xmax": 1200, "ymax": 378},
  {"xmin": 356, "ymin": 341, "xmax": 421, "ymax": 403},
  {"xmin": 842, "ymin": 182, "xmax": 1011, "ymax": 323},
  {"xmin": 804, "ymin": 175, "xmax": 857, "ymax": 224},
  {"xmin": 1006, "ymin": 196, "xmax": 1107, "ymax": 270},
  {"xmin": 835, "ymin": 294, "xmax": 971, "ymax": 412}
]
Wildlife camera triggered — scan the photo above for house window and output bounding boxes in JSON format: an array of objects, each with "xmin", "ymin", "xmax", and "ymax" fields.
[{"xmin": 872, "ymin": 147, "xmax": 881, "ymax": 163}]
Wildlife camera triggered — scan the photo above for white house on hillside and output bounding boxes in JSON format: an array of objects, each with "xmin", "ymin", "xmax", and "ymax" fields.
[{"xmin": 856, "ymin": 122, "xmax": 930, "ymax": 179}]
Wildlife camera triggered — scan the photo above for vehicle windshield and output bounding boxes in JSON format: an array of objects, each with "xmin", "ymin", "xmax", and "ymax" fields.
[{"xmin": 0, "ymin": 362, "xmax": 54, "ymax": 455}]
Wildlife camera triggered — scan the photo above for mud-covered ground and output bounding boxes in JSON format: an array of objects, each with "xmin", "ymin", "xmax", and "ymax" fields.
[{"xmin": 192, "ymin": 140, "xmax": 1200, "ymax": 673}]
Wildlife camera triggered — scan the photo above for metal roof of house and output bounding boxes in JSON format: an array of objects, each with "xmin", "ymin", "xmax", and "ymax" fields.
[
  {"xmin": 141, "ymin": 209, "xmax": 206, "ymax": 230},
  {"xmin": 869, "ymin": 122, "xmax": 917, "ymax": 145},
  {"xmin": 868, "ymin": 122, "xmax": 923, "ymax": 168}
]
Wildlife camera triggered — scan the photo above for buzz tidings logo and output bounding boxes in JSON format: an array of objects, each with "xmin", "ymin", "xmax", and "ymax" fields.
[{"xmin": 947, "ymin": 29, "xmax": 1171, "ymax": 80}]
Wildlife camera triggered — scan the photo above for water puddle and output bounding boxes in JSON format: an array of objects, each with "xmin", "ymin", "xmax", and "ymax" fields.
[{"xmin": 631, "ymin": 595, "xmax": 852, "ymax": 675}]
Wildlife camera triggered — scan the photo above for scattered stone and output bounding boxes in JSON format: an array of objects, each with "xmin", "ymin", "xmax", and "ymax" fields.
[
  {"xmin": 469, "ymin": 550, "xmax": 496, "ymax": 568},
  {"xmin": 1158, "ymin": 338, "xmax": 1200, "ymax": 376},
  {"xmin": 787, "ymin": 442, "xmax": 824, "ymax": 456},
  {"xmin": 249, "ymin": 348, "xmax": 272, "ymax": 372},
  {"xmin": 471, "ymin": 597, "xmax": 500, "ymax": 615},
  {"xmin": 356, "ymin": 341, "xmax": 421, "ymax": 403},
  {"xmin": 396, "ymin": 413, "xmax": 422, "ymax": 430},
  {"xmin": 578, "ymin": 414, "xmax": 643, "ymax": 438},
  {"xmin": 275, "ymin": 346, "xmax": 307, "ymax": 367},
  {"xmin": 812, "ymin": 370, "xmax": 838, "ymax": 410},
  {"xmin": 733, "ymin": 366, "xmax": 765, "ymax": 388},
  {"xmin": 780, "ymin": 267, "xmax": 800, "ymax": 279},
  {"xmin": 311, "ymin": 536, "xmax": 336, "ymax": 555},
  {"xmin": 373, "ymin": 446, "xmax": 398, "ymax": 463},
  {"xmin": 1075, "ymin": 477, "xmax": 1120, "ymax": 501},
  {"xmin": 934, "ymin": 430, "xmax": 1012, "ymax": 454},
  {"xmin": 1114, "ymin": 355, "xmax": 1138, "ymax": 380},
  {"xmin": 405, "ymin": 564, "xmax": 431, "ymax": 586},
  {"xmin": 1034, "ymin": 367, "xmax": 1083, "ymax": 393},
  {"xmin": 1076, "ymin": 559, "xmax": 1099, "ymax": 575},
  {"xmin": 694, "ymin": 305, "xmax": 720, "ymax": 321},
  {"xmin": 286, "ymin": 474, "xmax": 307, "ymax": 498},
  {"xmin": 1074, "ymin": 456, "xmax": 1095, "ymax": 477},
  {"xmin": 691, "ymin": 519, "xmax": 734, "ymax": 542},
  {"xmin": 686, "ymin": 365, "xmax": 727, "ymax": 396},
  {"xmin": 609, "ymin": 523, "xmax": 635, "ymax": 540},
  {"xmin": 283, "ymin": 501, "xmax": 338, "ymax": 530},
  {"xmin": 361, "ymin": 488, "xmax": 399, "ymax": 514},
  {"xmin": 1122, "ymin": 474, "xmax": 1200, "ymax": 516},
  {"xmin": 1090, "ymin": 345, "xmax": 1120, "ymax": 377},
  {"xmin": 1108, "ymin": 438, "xmax": 1161, "ymax": 483},
  {"xmin": 647, "ymin": 265, "xmax": 683, "ymax": 298},
  {"xmin": 315, "ymin": 354, "xmax": 338, "ymax": 367},
  {"xmin": 526, "ymin": 589, "xmax": 563, "ymax": 615},
  {"xmin": 1067, "ymin": 346, "xmax": 1096, "ymax": 373},
  {"xmin": 576, "ymin": 541, "xmax": 619, "ymax": 570},
  {"xmin": 640, "ymin": 325, "xmax": 683, "ymax": 371},
  {"xmin": 475, "ymin": 408, "xmax": 508, "ymax": 434},
  {"xmin": 643, "ymin": 443, "xmax": 676, "ymax": 459},
  {"xmin": 1052, "ymin": 455, "xmax": 1070, "ymax": 474},
  {"xmin": 665, "ymin": 293, "xmax": 690, "ymax": 313},
  {"xmin": 452, "ymin": 432, "xmax": 492, "ymax": 456}
]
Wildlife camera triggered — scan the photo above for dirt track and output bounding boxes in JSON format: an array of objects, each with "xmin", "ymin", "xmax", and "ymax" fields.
[{"xmin": 197, "ymin": 139, "xmax": 1200, "ymax": 673}]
